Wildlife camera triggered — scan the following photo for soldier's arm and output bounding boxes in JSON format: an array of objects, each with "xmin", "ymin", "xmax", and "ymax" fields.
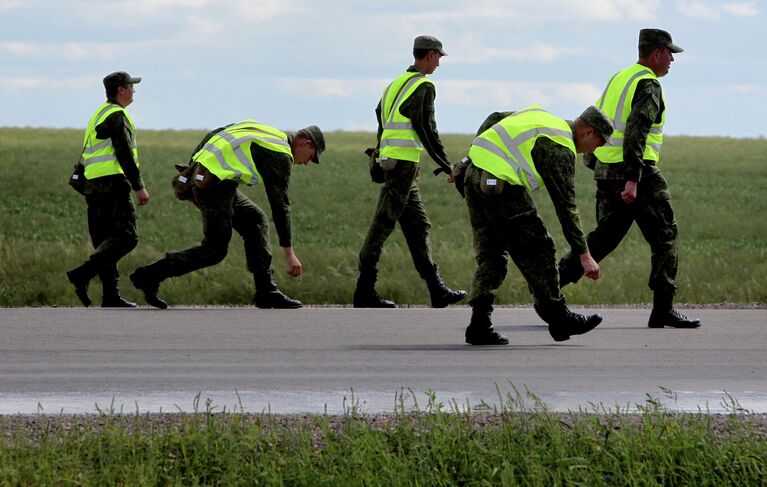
[
  {"xmin": 96, "ymin": 111, "xmax": 144, "ymax": 191},
  {"xmin": 375, "ymin": 100, "xmax": 384, "ymax": 143},
  {"xmin": 252, "ymin": 144, "xmax": 292, "ymax": 248},
  {"xmin": 533, "ymin": 138, "xmax": 588, "ymax": 255},
  {"xmin": 623, "ymin": 79, "xmax": 662, "ymax": 182},
  {"xmin": 400, "ymin": 83, "xmax": 451, "ymax": 173}
]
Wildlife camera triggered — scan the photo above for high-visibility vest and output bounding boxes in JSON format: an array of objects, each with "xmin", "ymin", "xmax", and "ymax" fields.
[
  {"xmin": 593, "ymin": 63, "xmax": 665, "ymax": 163},
  {"xmin": 468, "ymin": 106, "xmax": 576, "ymax": 192},
  {"xmin": 192, "ymin": 120, "xmax": 292, "ymax": 186},
  {"xmin": 82, "ymin": 102, "xmax": 139, "ymax": 180},
  {"xmin": 378, "ymin": 71, "xmax": 434, "ymax": 163}
]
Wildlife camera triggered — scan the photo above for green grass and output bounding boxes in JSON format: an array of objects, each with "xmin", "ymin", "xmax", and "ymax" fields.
[
  {"xmin": 1, "ymin": 128, "xmax": 765, "ymax": 306},
  {"xmin": 1, "ymin": 391, "xmax": 765, "ymax": 485}
]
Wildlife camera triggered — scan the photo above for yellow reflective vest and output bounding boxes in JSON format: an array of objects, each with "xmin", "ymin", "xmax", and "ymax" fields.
[
  {"xmin": 593, "ymin": 63, "xmax": 665, "ymax": 163},
  {"xmin": 82, "ymin": 102, "xmax": 139, "ymax": 180},
  {"xmin": 468, "ymin": 106, "xmax": 576, "ymax": 192},
  {"xmin": 378, "ymin": 71, "xmax": 434, "ymax": 163},
  {"xmin": 192, "ymin": 120, "xmax": 292, "ymax": 186}
]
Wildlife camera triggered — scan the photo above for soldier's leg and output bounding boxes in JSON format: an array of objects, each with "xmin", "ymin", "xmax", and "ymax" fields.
[
  {"xmin": 398, "ymin": 182, "xmax": 466, "ymax": 307},
  {"xmin": 635, "ymin": 173, "xmax": 699, "ymax": 328},
  {"xmin": 231, "ymin": 190, "xmax": 301, "ymax": 309},
  {"xmin": 131, "ymin": 182, "xmax": 236, "ymax": 308},
  {"xmin": 559, "ymin": 180, "xmax": 635, "ymax": 286},
  {"xmin": 354, "ymin": 160, "xmax": 417, "ymax": 307},
  {"xmin": 463, "ymin": 165, "xmax": 509, "ymax": 345}
]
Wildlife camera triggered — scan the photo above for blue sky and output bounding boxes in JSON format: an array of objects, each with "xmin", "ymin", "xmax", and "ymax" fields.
[{"xmin": 1, "ymin": 0, "xmax": 764, "ymax": 137}]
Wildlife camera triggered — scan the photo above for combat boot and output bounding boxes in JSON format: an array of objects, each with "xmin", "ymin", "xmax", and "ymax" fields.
[
  {"xmin": 253, "ymin": 270, "xmax": 302, "ymax": 309},
  {"xmin": 648, "ymin": 291, "xmax": 700, "ymax": 328},
  {"xmin": 352, "ymin": 271, "xmax": 395, "ymax": 308},
  {"xmin": 465, "ymin": 295, "xmax": 508, "ymax": 345},
  {"xmin": 535, "ymin": 302, "xmax": 602, "ymax": 342},
  {"xmin": 100, "ymin": 268, "xmax": 137, "ymax": 308},
  {"xmin": 130, "ymin": 265, "xmax": 168, "ymax": 309},
  {"xmin": 66, "ymin": 262, "xmax": 97, "ymax": 307},
  {"xmin": 425, "ymin": 269, "xmax": 467, "ymax": 308}
]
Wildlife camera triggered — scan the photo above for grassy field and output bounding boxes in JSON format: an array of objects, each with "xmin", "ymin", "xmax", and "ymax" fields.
[
  {"xmin": 1, "ymin": 392, "xmax": 765, "ymax": 485},
  {"xmin": 0, "ymin": 128, "xmax": 765, "ymax": 307}
]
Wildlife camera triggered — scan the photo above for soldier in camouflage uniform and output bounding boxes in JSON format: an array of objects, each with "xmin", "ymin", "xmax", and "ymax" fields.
[
  {"xmin": 66, "ymin": 72, "xmax": 151, "ymax": 308},
  {"xmin": 130, "ymin": 122, "xmax": 325, "ymax": 309},
  {"xmin": 455, "ymin": 106, "xmax": 613, "ymax": 345},
  {"xmin": 558, "ymin": 29, "xmax": 700, "ymax": 329},
  {"xmin": 354, "ymin": 35, "xmax": 466, "ymax": 308}
]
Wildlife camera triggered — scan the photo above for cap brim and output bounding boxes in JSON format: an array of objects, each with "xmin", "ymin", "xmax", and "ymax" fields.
[
  {"xmin": 437, "ymin": 49, "xmax": 447, "ymax": 56},
  {"xmin": 311, "ymin": 153, "xmax": 320, "ymax": 164},
  {"xmin": 667, "ymin": 43, "xmax": 683, "ymax": 53},
  {"xmin": 129, "ymin": 77, "xmax": 142, "ymax": 84}
]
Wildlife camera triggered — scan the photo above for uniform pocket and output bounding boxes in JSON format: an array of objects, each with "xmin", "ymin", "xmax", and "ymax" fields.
[{"xmin": 480, "ymin": 170, "xmax": 505, "ymax": 196}]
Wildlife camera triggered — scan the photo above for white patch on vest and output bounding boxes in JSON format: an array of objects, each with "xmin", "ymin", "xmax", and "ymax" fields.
[
  {"xmin": 71, "ymin": 174, "xmax": 79, "ymax": 180},
  {"xmin": 178, "ymin": 176, "xmax": 188, "ymax": 183},
  {"xmin": 195, "ymin": 174, "xmax": 204, "ymax": 181},
  {"xmin": 486, "ymin": 178, "xmax": 497, "ymax": 186}
]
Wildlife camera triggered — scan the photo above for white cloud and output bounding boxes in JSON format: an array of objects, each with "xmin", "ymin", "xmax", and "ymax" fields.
[
  {"xmin": 725, "ymin": 84, "xmax": 766, "ymax": 94},
  {"xmin": 439, "ymin": 80, "xmax": 602, "ymax": 110},
  {"xmin": 0, "ymin": 40, "xmax": 180, "ymax": 60},
  {"xmin": 0, "ymin": 75, "xmax": 92, "ymax": 91},
  {"xmin": 722, "ymin": 2, "xmax": 759, "ymax": 16},
  {"xmin": 676, "ymin": 1, "xmax": 720, "ymax": 19},
  {"xmin": 449, "ymin": 43, "xmax": 583, "ymax": 65}
]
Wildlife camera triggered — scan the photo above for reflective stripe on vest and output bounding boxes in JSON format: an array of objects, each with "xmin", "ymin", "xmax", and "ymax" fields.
[
  {"xmin": 192, "ymin": 120, "xmax": 291, "ymax": 186},
  {"xmin": 379, "ymin": 71, "xmax": 434, "ymax": 162},
  {"xmin": 593, "ymin": 63, "xmax": 666, "ymax": 163},
  {"xmin": 82, "ymin": 102, "xmax": 139, "ymax": 180},
  {"xmin": 468, "ymin": 105, "xmax": 576, "ymax": 192}
]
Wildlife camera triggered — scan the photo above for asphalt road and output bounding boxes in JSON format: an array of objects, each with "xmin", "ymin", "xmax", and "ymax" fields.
[{"xmin": 0, "ymin": 306, "xmax": 765, "ymax": 414}]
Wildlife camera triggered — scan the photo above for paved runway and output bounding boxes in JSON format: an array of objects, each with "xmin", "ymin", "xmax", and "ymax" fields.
[{"xmin": 0, "ymin": 307, "xmax": 764, "ymax": 414}]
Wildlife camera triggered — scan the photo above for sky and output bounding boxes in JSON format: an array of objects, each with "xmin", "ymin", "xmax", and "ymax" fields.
[{"xmin": 0, "ymin": 0, "xmax": 765, "ymax": 137}]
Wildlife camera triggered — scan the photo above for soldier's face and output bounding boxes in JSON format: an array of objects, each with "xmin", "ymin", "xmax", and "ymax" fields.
[
  {"xmin": 117, "ymin": 84, "xmax": 135, "ymax": 107},
  {"xmin": 576, "ymin": 129, "xmax": 606, "ymax": 153},
  {"xmin": 424, "ymin": 51, "xmax": 442, "ymax": 74},
  {"xmin": 292, "ymin": 139, "xmax": 316, "ymax": 165},
  {"xmin": 653, "ymin": 47, "xmax": 674, "ymax": 77}
]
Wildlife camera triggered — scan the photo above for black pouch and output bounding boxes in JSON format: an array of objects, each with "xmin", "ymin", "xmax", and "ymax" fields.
[
  {"xmin": 480, "ymin": 170, "xmax": 506, "ymax": 196},
  {"xmin": 68, "ymin": 162, "xmax": 86, "ymax": 195},
  {"xmin": 452, "ymin": 157, "xmax": 470, "ymax": 198},
  {"xmin": 365, "ymin": 147, "xmax": 384, "ymax": 184},
  {"xmin": 171, "ymin": 163, "xmax": 196, "ymax": 201}
]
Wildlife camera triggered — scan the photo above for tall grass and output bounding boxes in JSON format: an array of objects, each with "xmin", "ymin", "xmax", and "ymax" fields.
[
  {"xmin": 0, "ymin": 128, "xmax": 765, "ymax": 306},
  {"xmin": 1, "ymin": 390, "xmax": 765, "ymax": 485}
]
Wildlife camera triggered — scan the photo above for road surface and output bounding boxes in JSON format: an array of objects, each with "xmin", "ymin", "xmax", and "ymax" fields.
[{"xmin": 0, "ymin": 306, "xmax": 764, "ymax": 414}]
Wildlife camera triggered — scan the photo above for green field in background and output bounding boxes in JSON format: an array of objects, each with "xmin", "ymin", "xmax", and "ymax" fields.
[{"xmin": 0, "ymin": 128, "xmax": 765, "ymax": 306}]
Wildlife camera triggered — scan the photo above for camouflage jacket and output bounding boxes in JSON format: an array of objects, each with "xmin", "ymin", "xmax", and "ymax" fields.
[
  {"xmin": 192, "ymin": 126, "xmax": 294, "ymax": 248},
  {"xmin": 593, "ymin": 78, "xmax": 664, "ymax": 182},
  {"xmin": 82, "ymin": 108, "xmax": 144, "ymax": 194},
  {"xmin": 375, "ymin": 65, "xmax": 450, "ymax": 172}
]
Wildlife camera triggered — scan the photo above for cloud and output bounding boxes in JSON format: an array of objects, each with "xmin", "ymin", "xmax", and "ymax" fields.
[
  {"xmin": 439, "ymin": 80, "xmax": 603, "ymax": 109},
  {"xmin": 0, "ymin": 75, "xmax": 92, "ymax": 91},
  {"xmin": 722, "ymin": 2, "xmax": 759, "ymax": 16},
  {"xmin": 0, "ymin": 40, "xmax": 173, "ymax": 60},
  {"xmin": 725, "ymin": 84, "xmax": 766, "ymax": 94},
  {"xmin": 449, "ymin": 43, "xmax": 583, "ymax": 65}
]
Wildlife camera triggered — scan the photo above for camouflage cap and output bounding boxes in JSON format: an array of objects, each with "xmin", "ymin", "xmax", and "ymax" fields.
[
  {"xmin": 300, "ymin": 125, "xmax": 325, "ymax": 164},
  {"xmin": 638, "ymin": 28, "xmax": 683, "ymax": 53},
  {"xmin": 103, "ymin": 71, "xmax": 142, "ymax": 91},
  {"xmin": 413, "ymin": 35, "xmax": 447, "ymax": 56},
  {"xmin": 579, "ymin": 106, "xmax": 614, "ymax": 144}
]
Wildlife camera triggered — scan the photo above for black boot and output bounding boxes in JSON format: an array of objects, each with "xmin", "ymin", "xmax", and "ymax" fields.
[
  {"xmin": 352, "ymin": 270, "xmax": 395, "ymax": 308},
  {"xmin": 130, "ymin": 264, "xmax": 168, "ymax": 309},
  {"xmin": 253, "ymin": 269, "xmax": 302, "ymax": 309},
  {"xmin": 535, "ymin": 301, "xmax": 602, "ymax": 342},
  {"xmin": 66, "ymin": 262, "xmax": 96, "ymax": 307},
  {"xmin": 648, "ymin": 291, "xmax": 701, "ymax": 328},
  {"xmin": 99, "ymin": 267, "xmax": 137, "ymax": 308},
  {"xmin": 425, "ymin": 269, "xmax": 467, "ymax": 308},
  {"xmin": 465, "ymin": 295, "xmax": 508, "ymax": 345}
]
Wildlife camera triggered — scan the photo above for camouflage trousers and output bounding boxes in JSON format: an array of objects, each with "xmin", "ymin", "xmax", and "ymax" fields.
[
  {"xmin": 155, "ymin": 180, "xmax": 272, "ymax": 280},
  {"xmin": 559, "ymin": 170, "xmax": 678, "ymax": 293},
  {"xmin": 358, "ymin": 159, "xmax": 436, "ymax": 278},
  {"xmin": 464, "ymin": 164, "xmax": 564, "ymax": 307},
  {"xmin": 83, "ymin": 187, "xmax": 138, "ymax": 282}
]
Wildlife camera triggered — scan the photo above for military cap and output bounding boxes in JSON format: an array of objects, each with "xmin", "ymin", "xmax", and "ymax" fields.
[
  {"xmin": 413, "ymin": 35, "xmax": 447, "ymax": 56},
  {"xmin": 638, "ymin": 28, "xmax": 683, "ymax": 53},
  {"xmin": 580, "ymin": 106, "xmax": 614, "ymax": 144},
  {"xmin": 103, "ymin": 71, "xmax": 142, "ymax": 92},
  {"xmin": 300, "ymin": 125, "xmax": 325, "ymax": 164}
]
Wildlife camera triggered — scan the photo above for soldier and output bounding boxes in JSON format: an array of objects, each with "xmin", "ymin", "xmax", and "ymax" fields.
[
  {"xmin": 353, "ymin": 35, "xmax": 466, "ymax": 308},
  {"xmin": 558, "ymin": 29, "xmax": 701, "ymax": 329},
  {"xmin": 130, "ymin": 121, "xmax": 324, "ymax": 309},
  {"xmin": 455, "ymin": 105, "xmax": 613, "ymax": 345},
  {"xmin": 66, "ymin": 71, "xmax": 150, "ymax": 308}
]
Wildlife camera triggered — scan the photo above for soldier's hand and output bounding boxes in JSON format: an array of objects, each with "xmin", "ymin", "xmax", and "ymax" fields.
[
  {"xmin": 579, "ymin": 252, "xmax": 600, "ymax": 280},
  {"xmin": 135, "ymin": 187, "xmax": 150, "ymax": 206},
  {"xmin": 283, "ymin": 247, "xmax": 303, "ymax": 277},
  {"xmin": 621, "ymin": 180, "xmax": 637, "ymax": 204}
]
